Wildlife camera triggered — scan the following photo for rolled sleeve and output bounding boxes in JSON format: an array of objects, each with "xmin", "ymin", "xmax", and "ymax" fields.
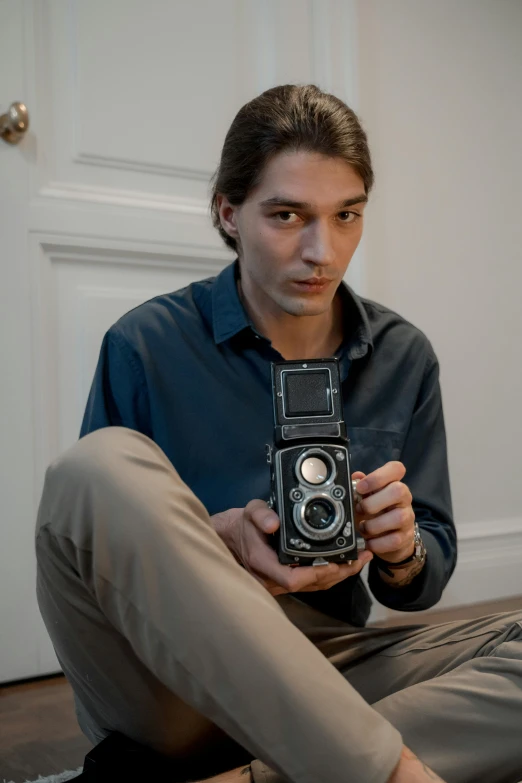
[{"xmin": 368, "ymin": 348, "xmax": 457, "ymax": 611}]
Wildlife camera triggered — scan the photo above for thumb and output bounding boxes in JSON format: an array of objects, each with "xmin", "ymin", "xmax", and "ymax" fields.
[{"xmin": 245, "ymin": 499, "xmax": 280, "ymax": 534}]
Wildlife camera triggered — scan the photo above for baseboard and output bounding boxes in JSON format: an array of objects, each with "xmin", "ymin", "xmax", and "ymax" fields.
[{"xmin": 436, "ymin": 516, "xmax": 522, "ymax": 608}]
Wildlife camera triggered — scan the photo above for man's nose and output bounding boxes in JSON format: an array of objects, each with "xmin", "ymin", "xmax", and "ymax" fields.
[{"xmin": 301, "ymin": 221, "xmax": 336, "ymax": 266}]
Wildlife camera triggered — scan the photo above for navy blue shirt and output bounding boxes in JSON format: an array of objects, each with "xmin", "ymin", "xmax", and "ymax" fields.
[{"xmin": 81, "ymin": 260, "xmax": 456, "ymax": 626}]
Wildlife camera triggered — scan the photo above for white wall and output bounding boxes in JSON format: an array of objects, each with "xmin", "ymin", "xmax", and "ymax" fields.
[{"xmin": 357, "ymin": 0, "xmax": 522, "ymax": 607}]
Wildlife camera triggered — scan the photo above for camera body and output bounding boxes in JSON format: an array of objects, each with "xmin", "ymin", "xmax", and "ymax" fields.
[{"xmin": 265, "ymin": 358, "xmax": 359, "ymax": 566}]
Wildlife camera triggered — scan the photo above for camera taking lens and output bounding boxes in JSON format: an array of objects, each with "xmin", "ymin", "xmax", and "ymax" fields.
[{"xmin": 304, "ymin": 498, "xmax": 336, "ymax": 529}]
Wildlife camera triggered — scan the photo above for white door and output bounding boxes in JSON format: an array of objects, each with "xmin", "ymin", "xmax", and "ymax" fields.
[{"xmin": 0, "ymin": 0, "xmax": 361, "ymax": 683}]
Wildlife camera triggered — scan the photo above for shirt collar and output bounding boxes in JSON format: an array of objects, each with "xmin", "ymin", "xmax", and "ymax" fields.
[
  {"xmin": 211, "ymin": 259, "xmax": 373, "ymax": 359},
  {"xmin": 337, "ymin": 280, "xmax": 374, "ymax": 360},
  {"xmin": 212, "ymin": 259, "xmax": 253, "ymax": 344}
]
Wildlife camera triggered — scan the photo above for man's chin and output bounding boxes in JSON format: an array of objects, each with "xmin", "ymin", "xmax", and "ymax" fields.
[{"xmin": 277, "ymin": 294, "xmax": 332, "ymax": 318}]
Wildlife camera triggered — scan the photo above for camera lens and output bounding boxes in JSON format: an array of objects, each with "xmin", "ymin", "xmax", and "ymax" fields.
[
  {"xmin": 303, "ymin": 499, "xmax": 336, "ymax": 530},
  {"xmin": 300, "ymin": 456, "xmax": 330, "ymax": 485}
]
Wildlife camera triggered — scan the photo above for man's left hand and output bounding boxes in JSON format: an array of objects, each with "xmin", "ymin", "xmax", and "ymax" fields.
[{"xmin": 352, "ymin": 461, "xmax": 416, "ymax": 564}]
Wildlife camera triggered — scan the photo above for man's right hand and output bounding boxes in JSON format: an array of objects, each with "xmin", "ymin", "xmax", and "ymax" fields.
[{"xmin": 211, "ymin": 499, "xmax": 373, "ymax": 597}]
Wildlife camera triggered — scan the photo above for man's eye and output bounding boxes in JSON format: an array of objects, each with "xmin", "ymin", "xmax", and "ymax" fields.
[
  {"xmin": 274, "ymin": 211, "xmax": 298, "ymax": 223},
  {"xmin": 339, "ymin": 212, "xmax": 359, "ymax": 223},
  {"xmin": 273, "ymin": 211, "xmax": 360, "ymax": 224}
]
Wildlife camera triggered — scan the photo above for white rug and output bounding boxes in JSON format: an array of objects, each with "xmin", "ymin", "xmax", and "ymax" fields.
[{"xmin": 2, "ymin": 769, "xmax": 82, "ymax": 783}]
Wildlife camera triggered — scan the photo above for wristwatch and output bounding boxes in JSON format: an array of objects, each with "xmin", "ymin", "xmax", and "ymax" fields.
[{"xmin": 373, "ymin": 521, "xmax": 426, "ymax": 577}]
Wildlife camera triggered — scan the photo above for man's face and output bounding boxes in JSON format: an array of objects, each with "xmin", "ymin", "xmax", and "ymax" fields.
[{"xmin": 217, "ymin": 150, "xmax": 367, "ymax": 317}]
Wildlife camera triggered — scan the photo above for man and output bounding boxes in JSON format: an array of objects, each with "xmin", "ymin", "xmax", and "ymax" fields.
[{"xmin": 35, "ymin": 85, "xmax": 522, "ymax": 783}]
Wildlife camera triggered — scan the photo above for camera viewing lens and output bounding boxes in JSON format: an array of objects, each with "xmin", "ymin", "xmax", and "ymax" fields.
[
  {"xmin": 300, "ymin": 456, "xmax": 330, "ymax": 485},
  {"xmin": 304, "ymin": 499, "xmax": 336, "ymax": 530}
]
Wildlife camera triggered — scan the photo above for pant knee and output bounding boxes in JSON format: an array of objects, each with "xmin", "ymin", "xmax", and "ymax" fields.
[
  {"xmin": 47, "ymin": 426, "xmax": 155, "ymax": 488},
  {"xmin": 36, "ymin": 427, "xmax": 164, "ymax": 538}
]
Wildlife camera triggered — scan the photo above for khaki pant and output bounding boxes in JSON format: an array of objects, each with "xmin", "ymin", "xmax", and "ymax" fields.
[{"xmin": 35, "ymin": 427, "xmax": 522, "ymax": 783}]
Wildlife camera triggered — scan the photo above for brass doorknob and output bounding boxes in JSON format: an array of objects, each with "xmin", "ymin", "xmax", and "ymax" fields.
[{"xmin": 0, "ymin": 102, "xmax": 30, "ymax": 145}]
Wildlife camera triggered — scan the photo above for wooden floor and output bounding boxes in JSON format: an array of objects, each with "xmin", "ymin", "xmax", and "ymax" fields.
[
  {"xmin": 1, "ymin": 596, "xmax": 521, "ymax": 783},
  {"xmin": 0, "ymin": 674, "xmax": 91, "ymax": 782}
]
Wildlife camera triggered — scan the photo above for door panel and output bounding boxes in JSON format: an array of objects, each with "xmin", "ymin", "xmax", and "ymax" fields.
[{"xmin": 0, "ymin": 0, "xmax": 360, "ymax": 682}]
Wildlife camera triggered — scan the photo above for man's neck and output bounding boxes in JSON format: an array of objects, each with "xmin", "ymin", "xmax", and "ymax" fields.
[{"xmin": 237, "ymin": 279, "xmax": 345, "ymax": 361}]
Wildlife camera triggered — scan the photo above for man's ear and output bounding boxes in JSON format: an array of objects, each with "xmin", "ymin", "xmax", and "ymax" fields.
[{"xmin": 216, "ymin": 194, "xmax": 241, "ymax": 241}]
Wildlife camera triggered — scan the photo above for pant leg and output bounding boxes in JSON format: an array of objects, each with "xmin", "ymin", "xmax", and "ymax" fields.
[
  {"xmin": 35, "ymin": 426, "xmax": 402, "ymax": 783},
  {"xmin": 345, "ymin": 611, "xmax": 522, "ymax": 783},
  {"xmin": 282, "ymin": 598, "xmax": 522, "ymax": 783}
]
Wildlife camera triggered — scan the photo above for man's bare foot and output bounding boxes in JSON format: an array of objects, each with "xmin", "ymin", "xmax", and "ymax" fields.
[
  {"xmin": 198, "ymin": 748, "xmax": 446, "ymax": 783},
  {"xmin": 388, "ymin": 746, "xmax": 447, "ymax": 783},
  {"xmin": 200, "ymin": 764, "xmax": 252, "ymax": 783}
]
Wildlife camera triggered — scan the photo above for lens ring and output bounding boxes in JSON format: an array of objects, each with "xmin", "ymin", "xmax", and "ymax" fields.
[{"xmin": 293, "ymin": 492, "xmax": 345, "ymax": 541}]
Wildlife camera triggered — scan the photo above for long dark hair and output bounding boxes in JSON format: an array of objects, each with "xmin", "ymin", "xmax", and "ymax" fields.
[{"xmin": 209, "ymin": 84, "xmax": 374, "ymax": 255}]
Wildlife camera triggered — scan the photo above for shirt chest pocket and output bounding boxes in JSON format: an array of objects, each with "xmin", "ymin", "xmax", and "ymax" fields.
[{"xmin": 348, "ymin": 427, "xmax": 403, "ymax": 476}]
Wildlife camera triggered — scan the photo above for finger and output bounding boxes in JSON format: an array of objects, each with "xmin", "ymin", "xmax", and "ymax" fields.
[
  {"xmin": 286, "ymin": 550, "xmax": 374, "ymax": 592},
  {"xmin": 274, "ymin": 561, "xmax": 337, "ymax": 593},
  {"xmin": 247, "ymin": 541, "xmax": 308, "ymax": 591},
  {"xmin": 268, "ymin": 585, "xmax": 291, "ymax": 597},
  {"xmin": 354, "ymin": 462, "xmax": 406, "ymax": 497},
  {"xmin": 359, "ymin": 481, "xmax": 412, "ymax": 517},
  {"xmin": 249, "ymin": 545, "xmax": 355, "ymax": 594},
  {"xmin": 250, "ymin": 572, "xmax": 290, "ymax": 597},
  {"xmin": 323, "ymin": 550, "xmax": 374, "ymax": 582},
  {"xmin": 244, "ymin": 499, "xmax": 280, "ymax": 533},
  {"xmin": 362, "ymin": 506, "xmax": 415, "ymax": 540},
  {"xmin": 298, "ymin": 551, "xmax": 374, "ymax": 591},
  {"xmin": 364, "ymin": 525, "xmax": 414, "ymax": 557}
]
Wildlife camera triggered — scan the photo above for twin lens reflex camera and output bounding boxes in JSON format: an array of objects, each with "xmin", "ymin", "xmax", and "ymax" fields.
[{"xmin": 265, "ymin": 358, "xmax": 364, "ymax": 566}]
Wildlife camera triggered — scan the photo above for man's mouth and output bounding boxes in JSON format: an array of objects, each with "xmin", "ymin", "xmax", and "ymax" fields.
[{"xmin": 291, "ymin": 277, "xmax": 333, "ymax": 292}]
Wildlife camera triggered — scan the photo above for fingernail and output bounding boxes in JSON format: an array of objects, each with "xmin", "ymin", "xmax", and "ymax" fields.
[
  {"xmin": 355, "ymin": 502, "xmax": 363, "ymax": 514},
  {"xmin": 356, "ymin": 480, "xmax": 368, "ymax": 493}
]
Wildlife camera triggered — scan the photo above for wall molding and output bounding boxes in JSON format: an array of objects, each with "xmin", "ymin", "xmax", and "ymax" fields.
[
  {"xmin": 37, "ymin": 237, "xmax": 227, "ymax": 271},
  {"xmin": 39, "ymin": 182, "xmax": 210, "ymax": 215},
  {"xmin": 457, "ymin": 516, "xmax": 522, "ymax": 544},
  {"xmin": 28, "ymin": 234, "xmax": 226, "ymax": 511},
  {"xmin": 433, "ymin": 518, "xmax": 522, "ymax": 609},
  {"xmin": 73, "ymin": 152, "xmax": 212, "ymax": 183}
]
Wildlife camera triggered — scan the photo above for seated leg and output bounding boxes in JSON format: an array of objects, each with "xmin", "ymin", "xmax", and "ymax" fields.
[{"xmin": 35, "ymin": 426, "xmax": 401, "ymax": 783}]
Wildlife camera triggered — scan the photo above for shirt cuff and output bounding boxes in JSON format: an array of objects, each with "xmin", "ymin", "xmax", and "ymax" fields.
[{"xmin": 367, "ymin": 529, "xmax": 446, "ymax": 611}]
